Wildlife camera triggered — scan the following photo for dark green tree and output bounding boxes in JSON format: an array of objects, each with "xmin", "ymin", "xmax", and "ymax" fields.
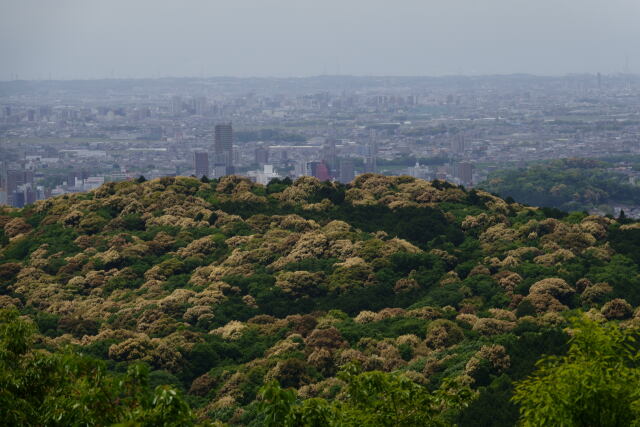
[
  {"xmin": 0, "ymin": 309, "xmax": 201, "ymax": 426},
  {"xmin": 513, "ymin": 315, "xmax": 640, "ymax": 426},
  {"xmin": 258, "ymin": 363, "xmax": 473, "ymax": 426}
]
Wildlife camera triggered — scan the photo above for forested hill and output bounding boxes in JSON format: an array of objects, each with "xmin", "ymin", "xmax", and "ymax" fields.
[
  {"xmin": 480, "ymin": 158, "xmax": 640, "ymax": 214},
  {"xmin": 2, "ymin": 174, "xmax": 640, "ymax": 426}
]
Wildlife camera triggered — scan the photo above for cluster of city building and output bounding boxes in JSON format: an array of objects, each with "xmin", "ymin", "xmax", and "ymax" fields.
[
  {"xmin": 194, "ymin": 124, "xmax": 397, "ymax": 186},
  {"xmin": 1, "ymin": 74, "xmax": 639, "ymax": 208}
]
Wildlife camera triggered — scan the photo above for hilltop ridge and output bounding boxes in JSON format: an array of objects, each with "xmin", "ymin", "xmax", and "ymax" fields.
[{"xmin": 1, "ymin": 174, "xmax": 639, "ymax": 425}]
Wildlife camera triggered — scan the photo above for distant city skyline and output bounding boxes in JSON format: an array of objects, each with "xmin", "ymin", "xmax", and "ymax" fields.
[
  {"xmin": 2, "ymin": 71, "xmax": 640, "ymax": 83},
  {"xmin": 1, "ymin": 0, "xmax": 639, "ymax": 80},
  {"xmin": 3, "ymin": 73, "xmax": 640, "ymax": 215}
]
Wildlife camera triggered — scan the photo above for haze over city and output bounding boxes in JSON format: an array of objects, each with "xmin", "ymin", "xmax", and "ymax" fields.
[
  {"xmin": 5, "ymin": 2, "xmax": 640, "ymax": 426},
  {"xmin": 1, "ymin": 0, "xmax": 639, "ymax": 80},
  {"xmin": 2, "ymin": 2, "xmax": 640, "ymax": 212}
]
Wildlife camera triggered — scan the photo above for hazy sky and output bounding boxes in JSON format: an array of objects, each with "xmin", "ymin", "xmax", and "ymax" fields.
[{"xmin": 1, "ymin": 0, "xmax": 639, "ymax": 80}]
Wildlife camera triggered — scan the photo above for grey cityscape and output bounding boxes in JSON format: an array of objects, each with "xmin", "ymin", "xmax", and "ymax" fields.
[{"xmin": 1, "ymin": 74, "xmax": 640, "ymax": 213}]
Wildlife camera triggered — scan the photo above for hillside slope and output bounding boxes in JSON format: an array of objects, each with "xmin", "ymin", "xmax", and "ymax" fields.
[
  {"xmin": 2, "ymin": 174, "xmax": 640, "ymax": 425},
  {"xmin": 480, "ymin": 158, "xmax": 640, "ymax": 214}
]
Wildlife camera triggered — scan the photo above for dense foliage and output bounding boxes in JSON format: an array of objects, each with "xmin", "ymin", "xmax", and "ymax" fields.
[
  {"xmin": 0, "ymin": 309, "xmax": 200, "ymax": 426},
  {"xmin": 480, "ymin": 158, "xmax": 640, "ymax": 212},
  {"xmin": 258, "ymin": 363, "xmax": 472, "ymax": 427},
  {"xmin": 1, "ymin": 173, "xmax": 640, "ymax": 425},
  {"xmin": 513, "ymin": 316, "xmax": 640, "ymax": 426}
]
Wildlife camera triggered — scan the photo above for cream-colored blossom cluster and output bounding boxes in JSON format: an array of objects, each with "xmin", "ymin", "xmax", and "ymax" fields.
[
  {"xmin": 176, "ymin": 236, "xmax": 219, "ymax": 258},
  {"xmin": 580, "ymin": 282, "xmax": 613, "ymax": 306},
  {"xmin": 472, "ymin": 318, "xmax": 516, "ymax": 335},
  {"xmin": 493, "ymin": 271, "xmax": 522, "ymax": 293},
  {"xmin": 265, "ymin": 334, "xmax": 305, "ymax": 358},
  {"xmin": 210, "ymin": 320, "xmax": 247, "ymax": 340},
  {"xmin": 4, "ymin": 217, "xmax": 31, "ymax": 238},
  {"xmin": 465, "ymin": 344, "xmax": 510, "ymax": 377},
  {"xmin": 439, "ymin": 271, "xmax": 460, "ymax": 287},
  {"xmin": 462, "ymin": 213, "xmax": 506, "ymax": 231},
  {"xmin": 601, "ymin": 298, "xmax": 633, "ymax": 320},
  {"xmin": 521, "ymin": 278, "xmax": 575, "ymax": 313},
  {"xmin": 394, "ymin": 277, "xmax": 420, "ymax": 293},
  {"xmin": 275, "ymin": 270, "xmax": 325, "ymax": 297},
  {"xmin": 479, "ymin": 223, "xmax": 519, "ymax": 244}
]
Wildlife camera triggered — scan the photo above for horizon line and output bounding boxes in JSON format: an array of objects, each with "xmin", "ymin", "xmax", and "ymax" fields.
[{"xmin": 1, "ymin": 72, "xmax": 638, "ymax": 84}]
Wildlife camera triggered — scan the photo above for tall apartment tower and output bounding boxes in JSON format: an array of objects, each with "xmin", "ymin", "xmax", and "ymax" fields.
[
  {"xmin": 339, "ymin": 160, "xmax": 355, "ymax": 184},
  {"xmin": 364, "ymin": 142, "xmax": 378, "ymax": 174},
  {"xmin": 454, "ymin": 162, "xmax": 473, "ymax": 185},
  {"xmin": 321, "ymin": 139, "xmax": 338, "ymax": 173},
  {"xmin": 365, "ymin": 130, "xmax": 378, "ymax": 174},
  {"xmin": 450, "ymin": 133, "xmax": 465, "ymax": 155},
  {"xmin": 194, "ymin": 152, "xmax": 210, "ymax": 178},
  {"xmin": 307, "ymin": 161, "xmax": 331, "ymax": 181},
  {"xmin": 0, "ymin": 162, "xmax": 6, "ymax": 205},
  {"xmin": 255, "ymin": 146, "xmax": 269, "ymax": 166},
  {"xmin": 170, "ymin": 96, "xmax": 182, "ymax": 116},
  {"xmin": 6, "ymin": 169, "xmax": 33, "ymax": 195},
  {"xmin": 5, "ymin": 169, "xmax": 34, "ymax": 207},
  {"xmin": 214, "ymin": 123, "xmax": 234, "ymax": 175}
]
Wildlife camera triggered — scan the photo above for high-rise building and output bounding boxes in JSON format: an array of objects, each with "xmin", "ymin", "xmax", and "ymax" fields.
[
  {"xmin": 215, "ymin": 123, "xmax": 233, "ymax": 154},
  {"xmin": 212, "ymin": 164, "xmax": 228, "ymax": 179},
  {"xmin": 307, "ymin": 161, "xmax": 331, "ymax": 181},
  {"xmin": 364, "ymin": 143, "xmax": 377, "ymax": 173},
  {"xmin": 23, "ymin": 184, "xmax": 37, "ymax": 205},
  {"xmin": 322, "ymin": 139, "xmax": 338, "ymax": 172},
  {"xmin": 339, "ymin": 160, "xmax": 355, "ymax": 183},
  {"xmin": 170, "ymin": 96, "xmax": 182, "ymax": 116},
  {"xmin": 255, "ymin": 146, "xmax": 269, "ymax": 166},
  {"xmin": 194, "ymin": 97, "xmax": 207, "ymax": 116},
  {"xmin": 11, "ymin": 191, "xmax": 25, "ymax": 208},
  {"xmin": 67, "ymin": 171, "xmax": 78, "ymax": 188},
  {"xmin": 0, "ymin": 163, "xmax": 6, "ymax": 205},
  {"xmin": 450, "ymin": 134, "xmax": 465, "ymax": 155},
  {"xmin": 5, "ymin": 169, "xmax": 34, "ymax": 207},
  {"xmin": 454, "ymin": 162, "xmax": 473, "ymax": 185},
  {"xmin": 194, "ymin": 152, "xmax": 210, "ymax": 178},
  {"xmin": 364, "ymin": 132, "xmax": 378, "ymax": 174},
  {"xmin": 214, "ymin": 123, "xmax": 234, "ymax": 175},
  {"xmin": 5, "ymin": 169, "xmax": 33, "ymax": 195}
]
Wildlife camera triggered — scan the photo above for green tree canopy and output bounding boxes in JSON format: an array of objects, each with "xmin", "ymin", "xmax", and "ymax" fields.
[
  {"xmin": 258, "ymin": 363, "xmax": 474, "ymax": 427},
  {"xmin": 0, "ymin": 309, "xmax": 201, "ymax": 426},
  {"xmin": 512, "ymin": 315, "xmax": 640, "ymax": 427}
]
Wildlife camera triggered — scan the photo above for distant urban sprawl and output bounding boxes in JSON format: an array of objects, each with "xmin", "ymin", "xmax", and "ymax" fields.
[{"xmin": 1, "ymin": 74, "xmax": 640, "ymax": 215}]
